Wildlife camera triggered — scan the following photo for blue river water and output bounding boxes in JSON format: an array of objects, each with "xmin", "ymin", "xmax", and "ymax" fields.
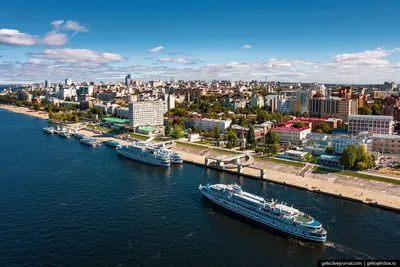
[{"xmin": 0, "ymin": 108, "xmax": 399, "ymax": 267}]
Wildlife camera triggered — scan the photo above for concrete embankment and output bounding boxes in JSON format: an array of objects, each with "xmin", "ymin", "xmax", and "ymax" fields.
[{"xmin": 174, "ymin": 149, "xmax": 400, "ymax": 213}]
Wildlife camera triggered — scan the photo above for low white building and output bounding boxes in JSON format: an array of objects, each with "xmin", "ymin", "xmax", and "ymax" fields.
[
  {"xmin": 333, "ymin": 135, "xmax": 372, "ymax": 154},
  {"xmin": 193, "ymin": 118, "xmax": 232, "ymax": 133},
  {"xmin": 272, "ymin": 127, "xmax": 311, "ymax": 145}
]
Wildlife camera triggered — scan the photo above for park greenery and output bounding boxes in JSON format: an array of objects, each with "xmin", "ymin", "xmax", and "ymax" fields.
[
  {"xmin": 264, "ymin": 131, "xmax": 280, "ymax": 156},
  {"xmin": 340, "ymin": 144, "xmax": 375, "ymax": 171}
]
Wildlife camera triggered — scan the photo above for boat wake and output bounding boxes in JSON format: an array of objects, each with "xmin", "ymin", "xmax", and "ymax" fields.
[{"xmin": 324, "ymin": 242, "xmax": 373, "ymax": 259}]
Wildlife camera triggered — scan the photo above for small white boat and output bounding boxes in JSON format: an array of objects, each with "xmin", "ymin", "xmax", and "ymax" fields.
[
  {"xmin": 74, "ymin": 133, "xmax": 86, "ymax": 139},
  {"xmin": 58, "ymin": 131, "xmax": 71, "ymax": 138},
  {"xmin": 104, "ymin": 139, "xmax": 120, "ymax": 148},
  {"xmin": 43, "ymin": 127, "xmax": 55, "ymax": 134},
  {"xmin": 80, "ymin": 138, "xmax": 100, "ymax": 147}
]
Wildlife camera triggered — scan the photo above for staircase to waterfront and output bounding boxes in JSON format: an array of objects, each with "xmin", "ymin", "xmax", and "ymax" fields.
[{"xmin": 297, "ymin": 163, "xmax": 314, "ymax": 177}]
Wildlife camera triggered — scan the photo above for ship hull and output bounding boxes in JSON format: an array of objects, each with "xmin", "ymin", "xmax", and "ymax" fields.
[
  {"xmin": 200, "ymin": 188, "xmax": 326, "ymax": 242},
  {"xmin": 117, "ymin": 149, "xmax": 170, "ymax": 167}
]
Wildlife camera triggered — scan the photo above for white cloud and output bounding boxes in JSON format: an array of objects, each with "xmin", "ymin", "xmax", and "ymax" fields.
[
  {"xmin": 148, "ymin": 46, "xmax": 164, "ymax": 54},
  {"xmin": 41, "ymin": 32, "xmax": 68, "ymax": 46},
  {"xmin": 156, "ymin": 57, "xmax": 195, "ymax": 64},
  {"xmin": 2, "ymin": 47, "xmax": 400, "ymax": 84},
  {"xmin": 242, "ymin": 45, "xmax": 252, "ymax": 49},
  {"xmin": 62, "ymin": 20, "xmax": 88, "ymax": 32},
  {"xmin": 0, "ymin": 29, "xmax": 37, "ymax": 46},
  {"xmin": 51, "ymin": 20, "xmax": 64, "ymax": 31},
  {"xmin": 29, "ymin": 48, "xmax": 125, "ymax": 64},
  {"xmin": 328, "ymin": 48, "xmax": 391, "ymax": 67}
]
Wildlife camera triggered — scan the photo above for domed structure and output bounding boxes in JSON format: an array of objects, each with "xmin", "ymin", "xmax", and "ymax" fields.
[{"xmin": 313, "ymin": 92, "xmax": 325, "ymax": 98}]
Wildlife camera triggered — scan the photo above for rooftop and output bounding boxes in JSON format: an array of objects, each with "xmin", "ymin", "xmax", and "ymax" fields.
[
  {"xmin": 372, "ymin": 134, "xmax": 400, "ymax": 139},
  {"xmin": 348, "ymin": 115, "xmax": 394, "ymax": 120},
  {"xmin": 273, "ymin": 127, "xmax": 311, "ymax": 132},
  {"xmin": 102, "ymin": 117, "xmax": 129, "ymax": 124}
]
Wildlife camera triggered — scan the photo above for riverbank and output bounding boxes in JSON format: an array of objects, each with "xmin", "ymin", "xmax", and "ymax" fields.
[
  {"xmin": 0, "ymin": 104, "xmax": 49, "ymax": 120},
  {"xmin": 172, "ymin": 145, "xmax": 400, "ymax": 212}
]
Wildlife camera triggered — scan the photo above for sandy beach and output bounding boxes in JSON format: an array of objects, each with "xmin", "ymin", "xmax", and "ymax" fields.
[
  {"xmin": 0, "ymin": 104, "xmax": 49, "ymax": 120},
  {"xmin": 172, "ymin": 145, "xmax": 400, "ymax": 211}
]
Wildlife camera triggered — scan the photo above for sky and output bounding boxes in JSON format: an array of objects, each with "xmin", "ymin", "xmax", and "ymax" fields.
[{"xmin": 1, "ymin": 0, "xmax": 400, "ymax": 84}]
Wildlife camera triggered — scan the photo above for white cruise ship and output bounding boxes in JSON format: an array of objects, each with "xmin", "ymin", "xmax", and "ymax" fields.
[
  {"xmin": 116, "ymin": 143, "xmax": 170, "ymax": 167},
  {"xmin": 199, "ymin": 183, "xmax": 327, "ymax": 242},
  {"xmin": 149, "ymin": 146, "xmax": 183, "ymax": 164}
]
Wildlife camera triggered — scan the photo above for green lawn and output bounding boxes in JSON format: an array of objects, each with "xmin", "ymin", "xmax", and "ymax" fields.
[
  {"xmin": 254, "ymin": 156, "xmax": 305, "ymax": 168},
  {"xmin": 315, "ymin": 167, "xmax": 400, "ymax": 185},
  {"xmin": 177, "ymin": 142, "xmax": 240, "ymax": 155},
  {"xmin": 86, "ymin": 124, "xmax": 112, "ymax": 132},
  {"xmin": 176, "ymin": 142, "xmax": 204, "ymax": 150},
  {"xmin": 126, "ymin": 133, "xmax": 148, "ymax": 141}
]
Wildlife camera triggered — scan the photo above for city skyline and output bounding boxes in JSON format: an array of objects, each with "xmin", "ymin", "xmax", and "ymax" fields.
[{"xmin": 1, "ymin": 0, "xmax": 400, "ymax": 84}]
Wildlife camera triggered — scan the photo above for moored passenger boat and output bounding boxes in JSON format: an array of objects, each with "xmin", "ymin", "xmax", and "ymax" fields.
[
  {"xmin": 43, "ymin": 127, "xmax": 55, "ymax": 134},
  {"xmin": 80, "ymin": 138, "xmax": 100, "ymax": 147},
  {"xmin": 104, "ymin": 139, "xmax": 120, "ymax": 148},
  {"xmin": 116, "ymin": 143, "xmax": 170, "ymax": 167},
  {"xmin": 199, "ymin": 183, "xmax": 327, "ymax": 242}
]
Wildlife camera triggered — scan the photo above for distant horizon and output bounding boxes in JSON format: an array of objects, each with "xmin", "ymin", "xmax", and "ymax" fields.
[
  {"xmin": 1, "ymin": 1, "xmax": 400, "ymax": 83},
  {"xmin": 0, "ymin": 80, "xmax": 397, "ymax": 86}
]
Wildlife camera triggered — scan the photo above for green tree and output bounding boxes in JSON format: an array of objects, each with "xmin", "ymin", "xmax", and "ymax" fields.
[
  {"xmin": 256, "ymin": 110, "xmax": 269, "ymax": 123},
  {"xmin": 325, "ymin": 146, "xmax": 335, "ymax": 155},
  {"xmin": 314, "ymin": 122, "xmax": 332, "ymax": 134},
  {"xmin": 265, "ymin": 131, "xmax": 280, "ymax": 144},
  {"xmin": 304, "ymin": 152, "xmax": 316, "ymax": 163},
  {"xmin": 371, "ymin": 104, "xmax": 381, "ymax": 115},
  {"xmin": 226, "ymin": 129, "xmax": 238, "ymax": 149},
  {"xmin": 246, "ymin": 126, "xmax": 256, "ymax": 148},
  {"xmin": 176, "ymin": 118, "xmax": 185, "ymax": 127},
  {"xmin": 15, "ymin": 100, "xmax": 22, "ymax": 107},
  {"xmin": 358, "ymin": 106, "xmax": 372, "ymax": 115},
  {"xmin": 338, "ymin": 120, "xmax": 346, "ymax": 128},
  {"xmin": 33, "ymin": 102, "xmax": 40, "ymax": 111},
  {"xmin": 340, "ymin": 145, "xmax": 358, "ymax": 169},
  {"xmin": 165, "ymin": 121, "xmax": 172, "ymax": 136},
  {"xmin": 90, "ymin": 107, "xmax": 104, "ymax": 117},
  {"xmin": 173, "ymin": 124, "xmax": 184, "ymax": 139},
  {"xmin": 238, "ymin": 116, "xmax": 248, "ymax": 127},
  {"xmin": 72, "ymin": 114, "xmax": 79, "ymax": 123},
  {"xmin": 266, "ymin": 142, "xmax": 280, "ymax": 156},
  {"xmin": 193, "ymin": 127, "xmax": 202, "ymax": 134},
  {"xmin": 292, "ymin": 121, "xmax": 306, "ymax": 128},
  {"xmin": 212, "ymin": 126, "xmax": 221, "ymax": 140}
]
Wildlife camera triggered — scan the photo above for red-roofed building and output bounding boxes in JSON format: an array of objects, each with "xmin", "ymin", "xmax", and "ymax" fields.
[{"xmin": 279, "ymin": 117, "xmax": 341, "ymax": 132}]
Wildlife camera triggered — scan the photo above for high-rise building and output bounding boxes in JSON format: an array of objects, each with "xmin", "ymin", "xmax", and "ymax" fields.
[
  {"xmin": 65, "ymin": 78, "xmax": 72, "ymax": 86},
  {"xmin": 128, "ymin": 101, "xmax": 166, "ymax": 127},
  {"xmin": 309, "ymin": 94, "xmax": 358, "ymax": 120},
  {"xmin": 277, "ymin": 97, "xmax": 297, "ymax": 114},
  {"xmin": 166, "ymin": 94, "xmax": 175, "ymax": 110},
  {"xmin": 348, "ymin": 115, "xmax": 395, "ymax": 135},
  {"xmin": 125, "ymin": 74, "xmax": 131, "ymax": 86},
  {"xmin": 296, "ymin": 89, "xmax": 312, "ymax": 114},
  {"xmin": 44, "ymin": 80, "xmax": 50, "ymax": 89}
]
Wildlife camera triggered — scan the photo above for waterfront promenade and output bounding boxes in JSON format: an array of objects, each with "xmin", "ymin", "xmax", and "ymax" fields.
[{"xmin": 173, "ymin": 147, "xmax": 400, "ymax": 211}]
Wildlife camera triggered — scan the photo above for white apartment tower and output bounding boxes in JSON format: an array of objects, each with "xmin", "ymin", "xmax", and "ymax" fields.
[
  {"xmin": 128, "ymin": 101, "xmax": 166, "ymax": 128},
  {"xmin": 65, "ymin": 78, "xmax": 72, "ymax": 86}
]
